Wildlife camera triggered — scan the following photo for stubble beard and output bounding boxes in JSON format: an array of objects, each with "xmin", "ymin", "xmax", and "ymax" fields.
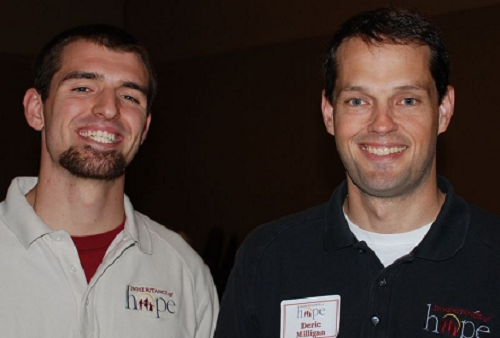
[
  {"xmin": 59, "ymin": 145, "xmax": 126, "ymax": 181},
  {"xmin": 346, "ymin": 149, "xmax": 436, "ymax": 199}
]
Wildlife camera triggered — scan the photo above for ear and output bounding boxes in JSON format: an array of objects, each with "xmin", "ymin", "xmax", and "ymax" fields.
[
  {"xmin": 140, "ymin": 113, "xmax": 152, "ymax": 144},
  {"xmin": 23, "ymin": 88, "xmax": 45, "ymax": 131},
  {"xmin": 437, "ymin": 86, "xmax": 455, "ymax": 135},
  {"xmin": 321, "ymin": 90, "xmax": 335, "ymax": 136}
]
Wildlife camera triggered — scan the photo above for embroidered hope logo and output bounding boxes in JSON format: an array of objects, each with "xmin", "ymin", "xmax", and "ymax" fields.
[
  {"xmin": 423, "ymin": 304, "xmax": 492, "ymax": 337},
  {"xmin": 125, "ymin": 285, "xmax": 176, "ymax": 319}
]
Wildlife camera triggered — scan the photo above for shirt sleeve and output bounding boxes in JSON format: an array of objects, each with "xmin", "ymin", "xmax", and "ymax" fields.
[
  {"xmin": 214, "ymin": 242, "xmax": 258, "ymax": 338},
  {"xmin": 195, "ymin": 267, "xmax": 220, "ymax": 338}
]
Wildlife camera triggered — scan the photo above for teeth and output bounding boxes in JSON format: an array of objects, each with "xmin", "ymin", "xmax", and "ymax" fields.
[
  {"xmin": 79, "ymin": 130, "xmax": 117, "ymax": 144},
  {"xmin": 365, "ymin": 145, "xmax": 406, "ymax": 156}
]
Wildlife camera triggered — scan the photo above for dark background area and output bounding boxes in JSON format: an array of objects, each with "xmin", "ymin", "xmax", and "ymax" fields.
[{"xmin": 2, "ymin": 0, "xmax": 500, "ymax": 293}]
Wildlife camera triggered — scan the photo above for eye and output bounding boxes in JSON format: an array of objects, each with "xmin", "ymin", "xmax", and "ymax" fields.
[
  {"xmin": 348, "ymin": 98, "xmax": 365, "ymax": 106},
  {"xmin": 123, "ymin": 95, "xmax": 140, "ymax": 104},
  {"xmin": 399, "ymin": 98, "xmax": 417, "ymax": 106},
  {"xmin": 73, "ymin": 87, "xmax": 90, "ymax": 92}
]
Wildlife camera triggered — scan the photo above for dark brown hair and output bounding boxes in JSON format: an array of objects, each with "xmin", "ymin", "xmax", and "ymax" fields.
[{"xmin": 324, "ymin": 7, "xmax": 450, "ymax": 104}]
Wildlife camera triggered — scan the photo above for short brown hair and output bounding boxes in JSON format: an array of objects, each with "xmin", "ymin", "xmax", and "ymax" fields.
[
  {"xmin": 324, "ymin": 7, "xmax": 450, "ymax": 104},
  {"xmin": 34, "ymin": 24, "xmax": 157, "ymax": 113}
]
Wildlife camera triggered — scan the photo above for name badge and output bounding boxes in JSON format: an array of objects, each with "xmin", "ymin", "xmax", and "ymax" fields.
[{"xmin": 280, "ymin": 295, "xmax": 341, "ymax": 338}]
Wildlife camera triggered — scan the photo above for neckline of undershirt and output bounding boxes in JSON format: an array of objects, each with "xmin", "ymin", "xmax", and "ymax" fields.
[
  {"xmin": 344, "ymin": 213, "xmax": 432, "ymax": 267},
  {"xmin": 71, "ymin": 218, "xmax": 126, "ymax": 251},
  {"xmin": 344, "ymin": 213, "xmax": 432, "ymax": 244}
]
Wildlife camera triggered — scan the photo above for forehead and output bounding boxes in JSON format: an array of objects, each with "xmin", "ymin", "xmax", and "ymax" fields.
[
  {"xmin": 56, "ymin": 41, "xmax": 148, "ymax": 85},
  {"xmin": 335, "ymin": 37, "xmax": 433, "ymax": 89}
]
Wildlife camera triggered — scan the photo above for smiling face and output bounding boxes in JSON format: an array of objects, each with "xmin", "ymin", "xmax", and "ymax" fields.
[
  {"xmin": 322, "ymin": 37, "xmax": 454, "ymax": 198},
  {"xmin": 25, "ymin": 40, "xmax": 151, "ymax": 180}
]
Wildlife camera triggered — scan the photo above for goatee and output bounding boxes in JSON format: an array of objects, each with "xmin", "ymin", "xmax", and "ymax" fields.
[{"xmin": 59, "ymin": 145, "xmax": 126, "ymax": 180}]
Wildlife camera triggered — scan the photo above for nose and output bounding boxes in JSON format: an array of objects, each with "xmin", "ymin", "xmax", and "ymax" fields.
[
  {"xmin": 93, "ymin": 89, "xmax": 120, "ymax": 120},
  {"xmin": 367, "ymin": 104, "xmax": 397, "ymax": 135}
]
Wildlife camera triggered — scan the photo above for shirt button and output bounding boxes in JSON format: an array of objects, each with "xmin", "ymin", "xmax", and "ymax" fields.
[
  {"xmin": 378, "ymin": 278, "xmax": 387, "ymax": 287},
  {"xmin": 54, "ymin": 236, "xmax": 62, "ymax": 242},
  {"xmin": 86, "ymin": 299, "xmax": 90, "ymax": 306},
  {"xmin": 358, "ymin": 249, "xmax": 365, "ymax": 254},
  {"xmin": 371, "ymin": 316, "xmax": 380, "ymax": 327},
  {"xmin": 70, "ymin": 265, "xmax": 78, "ymax": 273}
]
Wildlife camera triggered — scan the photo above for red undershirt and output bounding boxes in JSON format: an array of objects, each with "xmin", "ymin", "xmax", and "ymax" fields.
[{"xmin": 72, "ymin": 219, "xmax": 126, "ymax": 283}]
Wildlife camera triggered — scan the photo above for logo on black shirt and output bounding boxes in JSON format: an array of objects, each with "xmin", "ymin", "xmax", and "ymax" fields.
[{"xmin": 423, "ymin": 303, "xmax": 492, "ymax": 337}]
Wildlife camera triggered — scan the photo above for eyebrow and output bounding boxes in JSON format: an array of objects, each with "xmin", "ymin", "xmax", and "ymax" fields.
[
  {"xmin": 61, "ymin": 71, "xmax": 104, "ymax": 82},
  {"xmin": 393, "ymin": 85, "xmax": 427, "ymax": 91},
  {"xmin": 340, "ymin": 86, "xmax": 367, "ymax": 93},
  {"xmin": 339, "ymin": 84, "xmax": 428, "ymax": 93},
  {"xmin": 122, "ymin": 81, "xmax": 148, "ymax": 97},
  {"xmin": 61, "ymin": 71, "xmax": 148, "ymax": 97}
]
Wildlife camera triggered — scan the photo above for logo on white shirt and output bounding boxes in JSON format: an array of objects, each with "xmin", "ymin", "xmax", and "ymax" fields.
[{"xmin": 125, "ymin": 285, "xmax": 176, "ymax": 318}]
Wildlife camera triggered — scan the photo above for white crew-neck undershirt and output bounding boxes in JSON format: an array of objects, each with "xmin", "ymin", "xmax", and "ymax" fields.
[{"xmin": 344, "ymin": 213, "xmax": 432, "ymax": 267}]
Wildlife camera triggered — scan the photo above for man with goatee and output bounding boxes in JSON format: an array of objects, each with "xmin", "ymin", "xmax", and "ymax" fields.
[{"xmin": 0, "ymin": 25, "xmax": 218, "ymax": 337}]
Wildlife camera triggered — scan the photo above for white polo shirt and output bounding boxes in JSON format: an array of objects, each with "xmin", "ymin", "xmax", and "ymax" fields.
[{"xmin": 0, "ymin": 177, "xmax": 218, "ymax": 338}]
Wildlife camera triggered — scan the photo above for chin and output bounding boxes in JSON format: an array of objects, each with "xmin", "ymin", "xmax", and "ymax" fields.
[
  {"xmin": 351, "ymin": 172, "xmax": 415, "ymax": 198},
  {"xmin": 59, "ymin": 145, "xmax": 127, "ymax": 181}
]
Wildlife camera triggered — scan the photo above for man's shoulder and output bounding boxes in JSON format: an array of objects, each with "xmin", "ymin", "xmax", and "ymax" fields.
[
  {"xmin": 467, "ymin": 202, "xmax": 500, "ymax": 254},
  {"xmin": 133, "ymin": 212, "xmax": 217, "ymax": 314},
  {"xmin": 238, "ymin": 202, "xmax": 328, "ymax": 261},
  {"xmin": 133, "ymin": 211, "xmax": 207, "ymax": 272}
]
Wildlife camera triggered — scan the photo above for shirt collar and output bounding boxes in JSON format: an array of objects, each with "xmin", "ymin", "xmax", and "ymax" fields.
[
  {"xmin": 412, "ymin": 176, "xmax": 469, "ymax": 260},
  {"xmin": 2, "ymin": 177, "xmax": 52, "ymax": 248},
  {"xmin": 322, "ymin": 179, "xmax": 355, "ymax": 252},
  {"xmin": 2, "ymin": 176, "xmax": 153, "ymax": 254},
  {"xmin": 123, "ymin": 194, "xmax": 152, "ymax": 254},
  {"xmin": 322, "ymin": 176, "xmax": 469, "ymax": 261}
]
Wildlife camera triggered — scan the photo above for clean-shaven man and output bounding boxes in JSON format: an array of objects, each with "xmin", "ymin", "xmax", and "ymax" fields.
[{"xmin": 216, "ymin": 7, "xmax": 500, "ymax": 338}]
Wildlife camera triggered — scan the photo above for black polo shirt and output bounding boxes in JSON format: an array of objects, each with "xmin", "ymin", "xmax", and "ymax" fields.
[{"xmin": 215, "ymin": 177, "xmax": 500, "ymax": 338}]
